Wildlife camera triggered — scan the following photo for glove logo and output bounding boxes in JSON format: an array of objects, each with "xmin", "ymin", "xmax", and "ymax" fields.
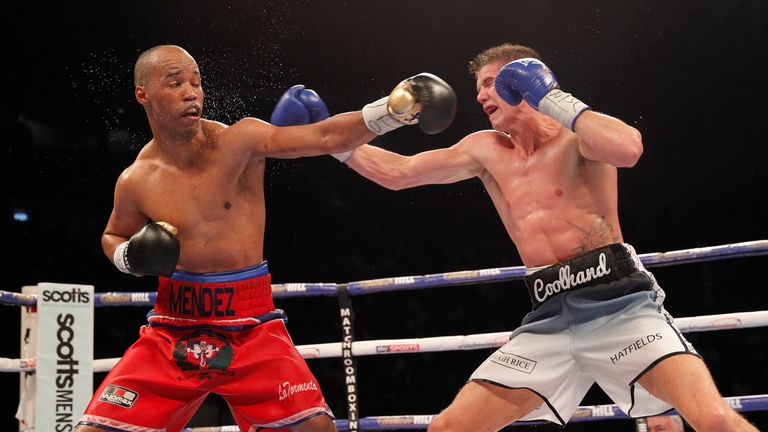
[{"xmin": 172, "ymin": 329, "xmax": 234, "ymax": 380}]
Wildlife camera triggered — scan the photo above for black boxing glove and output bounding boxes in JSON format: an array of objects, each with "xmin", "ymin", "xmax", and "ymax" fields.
[
  {"xmin": 362, "ymin": 73, "xmax": 457, "ymax": 135},
  {"xmin": 113, "ymin": 222, "xmax": 180, "ymax": 277}
]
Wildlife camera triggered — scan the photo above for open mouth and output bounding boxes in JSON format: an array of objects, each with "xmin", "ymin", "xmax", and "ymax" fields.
[
  {"xmin": 182, "ymin": 106, "xmax": 201, "ymax": 118},
  {"xmin": 484, "ymin": 105, "xmax": 498, "ymax": 117}
]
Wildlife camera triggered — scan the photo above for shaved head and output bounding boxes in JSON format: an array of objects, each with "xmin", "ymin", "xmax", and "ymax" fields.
[{"xmin": 134, "ymin": 45, "xmax": 194, "ymax": 86}]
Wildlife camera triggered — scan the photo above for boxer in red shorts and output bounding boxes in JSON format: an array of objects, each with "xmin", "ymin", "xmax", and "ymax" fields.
[
  {"xmin": 80, "ymin": 262, "xmax": 331, "ymax": 431},
  {"xmin": 75, "ymin": 45, "xmax": 456, "ymax": 431}
]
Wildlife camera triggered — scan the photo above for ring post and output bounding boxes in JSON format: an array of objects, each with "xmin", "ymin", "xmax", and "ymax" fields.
[{"xmin": 35, "ymin": 283, "xmax": 94, "ymax": 431}]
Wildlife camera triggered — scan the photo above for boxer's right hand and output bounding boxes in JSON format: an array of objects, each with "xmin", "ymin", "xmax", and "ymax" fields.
[
  {"xmin": 113, "ymin": 222, "xmax": 180, "ymax": 277},
  {"xmin": 363, "ymin": 73, "xmax": 457, "ymax": 135}
]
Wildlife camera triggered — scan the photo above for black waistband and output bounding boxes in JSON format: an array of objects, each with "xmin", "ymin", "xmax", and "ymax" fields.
[{"xmin": 524, "ymin": 244, "xmax": 640, "ymax": 310}]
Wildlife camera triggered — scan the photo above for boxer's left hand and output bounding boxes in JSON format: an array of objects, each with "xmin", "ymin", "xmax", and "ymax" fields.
[
  {"xmin": 269, "ymin": 85, "xmax": 352, "ymax": 162},
  {"xmin": 495, "ymin": 58, "xmax": 590, "ymax": 131},
  {"xmin": 363, "ymin": 73, "xmax": 457, "ymax": 135},
  {"xmin": 270, "ymin": 85, "xmax": 330, "ymax": 126}
]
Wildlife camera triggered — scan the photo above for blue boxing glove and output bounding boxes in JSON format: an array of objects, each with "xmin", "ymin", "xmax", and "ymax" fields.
[
  {"xmin": 270, "ymin": 85, "xmax": 353, "ymax": 162},
  {"xmin": 270, "ymin": 85, "xmax": 330, "ymax": 126},
  {"xmin": 495, "ymin": 58, "xmax": 590, "ymax": 130}
]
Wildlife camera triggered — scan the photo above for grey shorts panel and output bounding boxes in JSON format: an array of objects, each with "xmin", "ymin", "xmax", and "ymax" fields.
[{"xmin": 470, "ymin": 273, "xmax": 696, "ymax": 424}]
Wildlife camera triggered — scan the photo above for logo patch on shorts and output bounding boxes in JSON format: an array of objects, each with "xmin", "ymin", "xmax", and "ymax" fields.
[
  {"xmin": 172, "ymin": 329, "xmax": 234, "ymax": 380},
  {"xmin": 99, "ymin": 385, "xmax": 138, "ymax": 408},
  {"xmin": 490, "ymin": 350, "xmax": 537, "ymax": 374},
  {"xmin": 609, "ymin": 333, "xmax": 663, "ymax": 364}
]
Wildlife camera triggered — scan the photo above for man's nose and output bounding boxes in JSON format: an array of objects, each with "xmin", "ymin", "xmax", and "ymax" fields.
[
  {"xmin": 183, "ymin": 85, "xmax": 198, "ymax": 101},
  {"xmin": 476, "ymin": 89, "xmax": 487, "ymax": 104}
]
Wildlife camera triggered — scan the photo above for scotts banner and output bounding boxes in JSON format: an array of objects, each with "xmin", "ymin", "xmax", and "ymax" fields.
[{"xmin": 36, "ymin": 283, "xmax": 94, "ymax": 432}]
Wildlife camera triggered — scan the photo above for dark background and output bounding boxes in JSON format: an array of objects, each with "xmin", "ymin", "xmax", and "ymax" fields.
[{"xmin": 4, "ymin": 1, "xmax": 768, "ymax": 430}]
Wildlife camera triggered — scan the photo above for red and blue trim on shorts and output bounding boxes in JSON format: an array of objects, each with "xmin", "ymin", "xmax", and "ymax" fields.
[
  {"xmin": 169, "ymin": 260, "xmax": 270, "ymax": 283},
  {"xmin": 148, "ymin": 261, "xmax": 285, "ymax": 331}
]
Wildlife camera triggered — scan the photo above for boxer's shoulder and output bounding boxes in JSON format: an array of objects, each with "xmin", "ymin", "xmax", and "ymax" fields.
[
  {"xmin": 212, "ymin": 117, "xmax": 272, "ymax": 151},
  {"xmin": 202, "ymin": 118, "xmax": 228, "ymax": 134},
  {"xmin": 465, "ymin": 129, "xmax": 509, "ymax": 143},
  {"xmin": 453, "ymin": 129, "xmax": 515, "ymax": 158}
]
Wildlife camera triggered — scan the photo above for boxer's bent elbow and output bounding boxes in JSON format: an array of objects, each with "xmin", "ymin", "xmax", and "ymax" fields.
[{"xmin": 618, "ymin": 128, "xmax": 643, "ymax": 167}]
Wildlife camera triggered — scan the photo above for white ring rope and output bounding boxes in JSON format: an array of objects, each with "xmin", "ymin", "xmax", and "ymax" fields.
[{"xmin": 2, "ymin": 310, "xmax": 766, "ymax": 373}]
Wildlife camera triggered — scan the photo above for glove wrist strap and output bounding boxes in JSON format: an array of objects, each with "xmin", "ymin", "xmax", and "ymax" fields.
[
  {"xmin": 537, "ymin": 89, "xmax": 591, "ymax": 131},
  {"xmin": 362, "ymin": 96, "xmax": 404, "ymax": 135},
  {"xmin": 113, "ymin": 241, "xmax": 135, "ymax": 275}
]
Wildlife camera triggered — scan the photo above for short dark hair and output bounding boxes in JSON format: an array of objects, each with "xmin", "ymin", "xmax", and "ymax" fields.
[{"xmin": 468, "ymin": 44, "xmax": 542, "ymax": 76}]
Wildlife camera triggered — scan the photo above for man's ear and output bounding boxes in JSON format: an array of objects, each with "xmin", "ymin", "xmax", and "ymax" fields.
[{"xmin": 135, "ymin": 86, "xmax": 147, "ymax": 105}]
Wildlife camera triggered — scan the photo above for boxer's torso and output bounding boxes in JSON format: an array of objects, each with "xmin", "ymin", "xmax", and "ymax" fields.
[
  {"xmin": 463, "ymin": 129, "xmax": 623, "ymax": 267},
  {"xmin": 127, "ymin": 120, "xmax": 267, "ymax": 272}
]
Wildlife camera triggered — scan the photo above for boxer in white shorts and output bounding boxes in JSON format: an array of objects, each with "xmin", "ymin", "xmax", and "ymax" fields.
[
  {"xmin": 470, "ymin": 243, "xmax": 697, "ymax": 425},
  {"xmin": 286, "ymin": 43, "xmax": 758, "ymax": 430}
]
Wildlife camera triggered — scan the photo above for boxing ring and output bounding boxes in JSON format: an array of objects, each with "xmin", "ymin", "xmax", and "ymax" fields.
[{"xmin": 2, "ymin": 240, "xmax": 768, "ymax": 431}]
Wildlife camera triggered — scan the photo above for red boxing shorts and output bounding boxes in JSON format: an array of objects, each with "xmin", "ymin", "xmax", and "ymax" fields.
[{"xmin": 78, "ymin": 262, "xmax": 332, "ymax": 431}]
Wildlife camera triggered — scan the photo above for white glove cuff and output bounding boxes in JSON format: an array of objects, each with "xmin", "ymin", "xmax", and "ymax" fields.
[
  {"xmin": 113, "ymin": 241, "xmax": 133, "ymax": 275},
  {"xmin": 331, "ymin": 150, "xmax": 354, "ymax": 163},
  {"xmin": 362, "ymin": 96, "xmax": 404, "ymax": 135},
  {"xmin": 537, "ymin": 89, "xmax": 591, "ymax": 131}
]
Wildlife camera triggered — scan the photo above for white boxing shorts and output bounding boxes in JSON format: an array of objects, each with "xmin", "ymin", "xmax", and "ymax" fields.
[{"xmin": 469, "ymin": 243, "xmax": 697, "ymax": 425}]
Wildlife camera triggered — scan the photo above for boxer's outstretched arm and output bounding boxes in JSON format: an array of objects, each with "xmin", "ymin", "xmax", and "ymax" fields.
[
  {"xmin": 221, "ymin": 73, "xmax": 457, "ymax": 159},
  {"xmin": 345, "ymin": 140, "xmax": 480, "ymax": 190},
  {"xmin": 220, "ymin": 112, "xmax": 377, "ymax": 159}
]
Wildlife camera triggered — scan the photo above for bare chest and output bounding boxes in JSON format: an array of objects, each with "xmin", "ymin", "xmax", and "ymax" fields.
[
  {"xmin": 483, "ymin": 143, "xmax": 587, "ymax": 212},
  {"xmin": 139, "ymin": 160, "xmax": 265, "ymax": 230}
]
